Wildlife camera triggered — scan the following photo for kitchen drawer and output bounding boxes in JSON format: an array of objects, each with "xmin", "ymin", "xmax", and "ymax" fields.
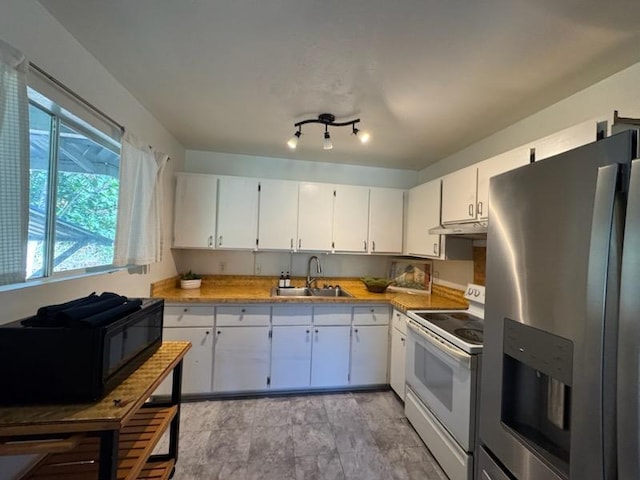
[
  {"xmin": 392, "ymin": 309, "xmax": 408, "ymax": 335},
  {"xmin": 478, "ymin": 446, "xmax": 511, "ymax": 480},
  {"xmin": 313, "ymin": 306, "xmax": 352, "ymax": 326},
  {"xmin": 272, "ymin": 305, "xmax": 313, "ymax": 326},
  {"xmin": 216, "ymin": 306, "xmax": 271, "ymax": 326},
  {"xmin": 353, "ymin": 306, "xmax": 390, "ymax": 325},
  {"xmin": 164, "ymin": 305, "xmax": 215, "ymax": 327}
]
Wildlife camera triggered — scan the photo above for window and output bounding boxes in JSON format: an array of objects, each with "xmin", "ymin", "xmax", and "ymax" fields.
[{"xmin": 27, "ymin": 88, "xmax": 121, "ymax": 280}]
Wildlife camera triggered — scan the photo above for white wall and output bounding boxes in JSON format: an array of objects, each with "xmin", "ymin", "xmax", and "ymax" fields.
[
  {"xmin": 186, "ymin": 149, "xmax": 417, "ymax": 188},
  {"xmin": 0, "ymin": 2, "xmax": 185, "ymax": 474},
  {"xmin": 0, "ymin": 0, "xmax": 187, "ymax": 323},
  {"xmin": 419, "ymin": 61, "xmax": 640, "ymax": 182}
]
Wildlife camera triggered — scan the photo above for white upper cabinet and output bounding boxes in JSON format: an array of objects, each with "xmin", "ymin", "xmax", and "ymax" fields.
[
  {"xmin": 173, "ymin": 173, "xmax": 218, "ymax": 248},
  {"xmin": 216, "ymin": 176, "xmax": 259, "ymax": 249},
  {"xmin": 368, "ymin": 187, "xmax": 404, "ymax": 254},
  {"xmin": 441, "ymin": 167, "xmax": 478, "ymax": 224},
  {"xmin": 533, "ymin": 119, "xmax": 602, "ymax": 162},
  {"xmin": 258, "ymin": 179, "xmax": 299, "ymax": 251},
  {"xmin": 297, "ymin": 182, "xmax": 334, "ymax": 251},
  {"xmin": 476, "ymin": 145, "xmax": 530, "ymax": 220},
  {"xmin": 333, "ymin": 185, "xmax": 370, "ymax": 253},
  {"xmin": 406, "ymin": 179, "xmax": 443, "ymax": 258}
]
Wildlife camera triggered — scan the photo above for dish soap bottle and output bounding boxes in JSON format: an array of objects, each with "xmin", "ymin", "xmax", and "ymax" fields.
[
  {"xmin": 285, "ymin": 272, "xmax": 291, "ymax": 287},
  {"xmin": 279, "ymin": 272, "xmax": 285, "ymax": 288}
]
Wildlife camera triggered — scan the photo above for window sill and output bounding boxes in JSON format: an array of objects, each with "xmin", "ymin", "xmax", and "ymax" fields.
[{"xmin": 0, "ymin": 266, "xmax": 129, "ymax": 294}]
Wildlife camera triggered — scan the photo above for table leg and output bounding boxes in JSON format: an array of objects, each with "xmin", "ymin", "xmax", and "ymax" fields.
[
  {"xmin": 99, "ymin": 429, "xmax": 119, "ymax": 480},
  {"xmin": 168, "ymin": 359, "xmax": 183, "ymax": 462}
]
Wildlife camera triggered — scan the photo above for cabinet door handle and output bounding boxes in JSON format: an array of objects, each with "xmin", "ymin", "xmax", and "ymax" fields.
[
  {"xmin": 401, "ymin": 337, "xmax": 405, "ymax": 345},
  {"xmin": 241, "ymin": 308, "xmax": 246, "ymax": 313},
  {"xmin": 306, "ymin": 329, "xmax": 310, "ymax": 334},
  {"xmin": 217, "ymin": 330, "xmax": 221, "ymax": 335},
  {"xmin": 205, "ymin": 331, "xmax": 210, "ymax": 335},
  {"xmin": 372, "ymin": 241, "xmax": 376, "ymax": 252},
  {"xmin": 183, "ymin": 308, "xmax": 188, "ymax": 312},
  {"xmin": 315, "ymin": 329, "xmax": 319, "ymax": 333},
  {"xmin": 354, "ymin": 328, "xmax": 359, "ymax": 333},
  {"xmin": 468, "ymin": 203, "xmax": 474, "ymax": 217},
  {"xmin": 433, "ymin": 243, "xmax": 438, "ymax": 254},
  {"xmin": 208, "ymin": 235, "xmax": 213, "ymax": 247},
  {"xmin": 298, "ymin": 239, "xmax": 302, "ymax": 249},
  {"xmin": 477, "ymin": 201, "xmax": 483, "ymax": 215},
  {"xmin": 290, "ymin": 238, "xmax": 294, "ymax": 249},
  {"xmin": 218, "ymin": 235, "xmax": 223, "ymax": 246},
  {"xmin": 364, "ymin": 240, "xmax": 367, "ymax": 251}
]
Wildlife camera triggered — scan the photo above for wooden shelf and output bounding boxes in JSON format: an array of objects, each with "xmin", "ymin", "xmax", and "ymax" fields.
[
  {"xmin": 23, "ymin": 406, "xmax": 177, "ymax": 480},
  {"xmin": 137, "ymin": 460, "xmax": 175, "ymax": 480}
]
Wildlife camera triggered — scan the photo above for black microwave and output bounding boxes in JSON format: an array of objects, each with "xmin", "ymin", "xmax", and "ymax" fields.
[{"xmin": 0, "ymin": 298, "xmax": 163, "ymax": 404}]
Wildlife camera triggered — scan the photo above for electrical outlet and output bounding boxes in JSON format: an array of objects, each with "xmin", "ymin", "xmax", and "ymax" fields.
[{"xmin": 219, "ymin": 261, "xmax": 226, "ymax": 273}]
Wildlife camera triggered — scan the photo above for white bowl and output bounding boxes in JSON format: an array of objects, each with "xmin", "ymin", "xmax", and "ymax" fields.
[{"xmin": 180, "ymin": 279, "xmax": 201, "ymax": 289}]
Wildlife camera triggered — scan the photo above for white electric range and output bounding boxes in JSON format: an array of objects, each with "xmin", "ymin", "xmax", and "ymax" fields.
[{"xmin": 404, "ymin": 283, "xmax": 485, "ymax": 480}]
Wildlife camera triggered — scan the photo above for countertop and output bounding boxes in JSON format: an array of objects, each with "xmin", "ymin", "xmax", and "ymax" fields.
[{"xmin": 150, "ymin": 276, "xmax": 468, "ymax": 313}]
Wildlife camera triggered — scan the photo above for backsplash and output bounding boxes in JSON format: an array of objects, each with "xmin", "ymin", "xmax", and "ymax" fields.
[{"xmin": 473, "ymin": 246, "xmax": 486, "ymax": 285}]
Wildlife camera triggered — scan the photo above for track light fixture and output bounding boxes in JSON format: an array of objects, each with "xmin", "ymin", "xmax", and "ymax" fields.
[{"xmin": 287, "ymin": 113, "xmax": 369, "ymax": 150}]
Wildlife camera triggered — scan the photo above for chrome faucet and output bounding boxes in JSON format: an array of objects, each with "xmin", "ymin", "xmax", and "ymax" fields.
[{"xmin": 306, "ymin": 255, "xmax": 322, "ymax": 288}]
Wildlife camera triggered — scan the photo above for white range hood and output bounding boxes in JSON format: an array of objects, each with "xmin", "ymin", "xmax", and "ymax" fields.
[{"xmin": 428, "ymin": 221, "xmax": 488, "ymax": 238}]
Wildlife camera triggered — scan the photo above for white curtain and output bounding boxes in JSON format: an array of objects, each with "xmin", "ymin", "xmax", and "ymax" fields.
[
  {"xmin": 113, "ymin": 132, "xmax": 169, "ymax": 267},
  {"xmin": 0, "ymin": 40, "xmax": 29, "ymax": 286}
]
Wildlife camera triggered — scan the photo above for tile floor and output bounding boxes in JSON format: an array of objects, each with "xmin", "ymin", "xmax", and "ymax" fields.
[{"xmin": 155, "ymin": 389, "xmax": 448, "ymax": 480}]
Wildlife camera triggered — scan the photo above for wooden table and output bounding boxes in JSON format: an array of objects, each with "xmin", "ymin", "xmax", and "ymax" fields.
[{"xmin": 0, "ymin": 341, "xmax": 191, "ymax": 480}]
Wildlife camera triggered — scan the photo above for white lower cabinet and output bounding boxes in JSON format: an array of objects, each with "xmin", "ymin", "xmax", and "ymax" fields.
[
  {"xmin": 155, "ymin": 305, "xmax": 215, "ymax": 396},
  {"xmin": 350, "ymin": 324, "xmax": 389, "ymax": 386},
  {"xmin": 159, "ymin": 327, "xmax": 214, "ymax": 395},
  {"xmin": 271, "ymin": 325, "xmax": 312, "ymax": 389},
  {"xmin": 390, "ymin": 309, "xmax": 409, "ymax": 400},
  {"xmin": 212, "ymin": 326, "xmax": 271, "ymax": 393},
  {"xmin": 311, "ymin": 326, "xmax": 351, "ymax": 387}
]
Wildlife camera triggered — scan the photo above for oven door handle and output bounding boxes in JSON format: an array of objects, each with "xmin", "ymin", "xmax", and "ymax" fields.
[{"xmin": 407, "ymin": 321, "xmax": 471, "ymax": 367}]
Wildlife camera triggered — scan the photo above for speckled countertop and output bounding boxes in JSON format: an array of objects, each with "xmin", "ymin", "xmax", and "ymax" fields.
[{"xmin": 150, "ymin": 275, "xmax": 468, "ymax": 313}]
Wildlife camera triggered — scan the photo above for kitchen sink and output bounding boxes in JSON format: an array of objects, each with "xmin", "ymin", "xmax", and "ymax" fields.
[
  {"xmin": 271, "ymin": 287, "xmax": 312, "ymax": 297},
  {"xmin": 270, "ymin": 287, "xmax": 353, "ymax": 298},
  {"xmin": 310, "ymin": 287, "xmax": 353, "ymax": 298}
]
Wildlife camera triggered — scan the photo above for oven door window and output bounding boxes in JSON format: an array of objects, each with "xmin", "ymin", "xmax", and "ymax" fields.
[{"xmin": 414, "ymin": 343, "xmax": 453, "ymax": 410}]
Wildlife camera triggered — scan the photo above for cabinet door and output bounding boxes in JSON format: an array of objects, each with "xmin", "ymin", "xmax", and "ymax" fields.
[
  {"xmin": 173, "ymin": 174, "xmax": 217, "ymax": 248},
  {"xmin": 258, "ymin": 179, "xmax": 299, "ymax": 250},
  {"xmin": 271, "ymin": 326, "xmax": 312, "ymax": 389},
  {"xmin": 406, "ymin": 179, "xmax": 442, "ymax": 258},
  {"xmin": 441, "ymin": 167, "xmax": 478, "ymax": 224},
  {"xmin": 369, "ymin": 187, "xmax": 404, "ymax": 254},
  {"xmin": 297, "ymin": 182, "xmax": 334, "ymax": 251},
  {"xmin": 476, "ymin": 146, "xmax": 530, "ymax": 220},
  {"xmin": 216, "ymin": 176, "xmax": 259, "ymax": 249},
  {"xmin": 389, "ymin": 326, "xmax": 406, "ymax": 400},
  {"xmin": 310, "ymin": 326, "xmax": 351, "ymax": 387},
  {"xmin": 213, "ymin": 326, "xmax": 270, "ymax": 392},
  {"xmin": 350, "ymin": 325, "xmax": 389, "ymax": 386},
  {"xmin": 333, "ymin": 185, "xmax": 369, "ymax": 252},
  {"xmin": 156, "ymin": 327, "xmax": 214, "ymax": 395}
]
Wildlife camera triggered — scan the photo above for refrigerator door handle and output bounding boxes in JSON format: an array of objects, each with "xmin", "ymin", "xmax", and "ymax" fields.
[
  {"xmin": 580, "ymin": 162, "xmax": 621, "ymax": 480},
  {"xmin": 618, "ymin": 158, "xmax": 640, "ymax": 480}
]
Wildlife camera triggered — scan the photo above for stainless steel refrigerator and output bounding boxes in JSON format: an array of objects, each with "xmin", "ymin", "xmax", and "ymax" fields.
[{"xmin": 478, "ymin": 129, "xmax": 639, "ymax": 480}]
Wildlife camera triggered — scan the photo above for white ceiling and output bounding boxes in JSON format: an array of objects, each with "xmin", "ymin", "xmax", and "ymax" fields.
[{"xmin": 39, "ymin": 0, "xmax": 640, "ymax": 170}]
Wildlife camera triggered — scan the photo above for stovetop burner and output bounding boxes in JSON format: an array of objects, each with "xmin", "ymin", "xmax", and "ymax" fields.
[
  {"xmin": 454, "ymin": 328, "xmax": 483, "ymax": 344},
  {"xmin": 411, "ymin": 310, "xmax": 484, "ymax": 350}
]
